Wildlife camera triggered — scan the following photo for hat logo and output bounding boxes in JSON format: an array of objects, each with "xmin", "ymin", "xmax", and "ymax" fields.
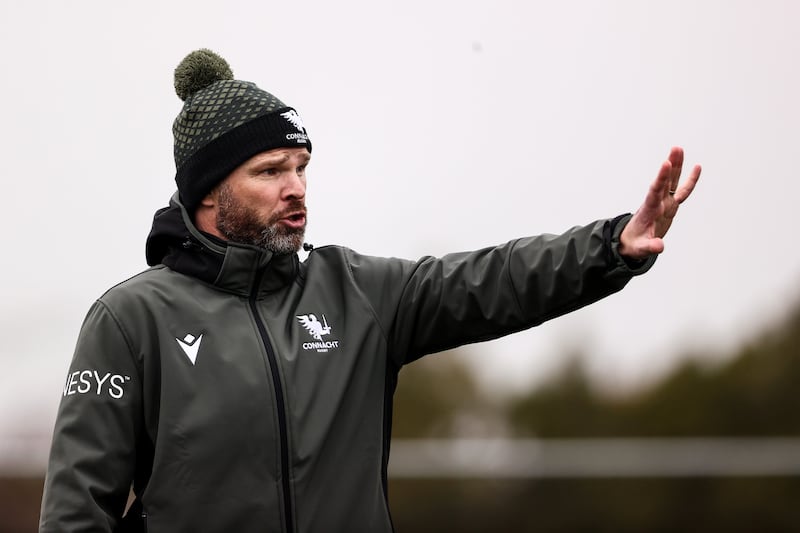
[{"xmin": 280, "ymin": 110, "xmax": 306, "ymax": 133}]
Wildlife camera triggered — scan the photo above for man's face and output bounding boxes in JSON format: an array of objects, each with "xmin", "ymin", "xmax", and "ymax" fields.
[{"xmin": 212, "ymin": 147, "xmax": 310, "ymax": 254}]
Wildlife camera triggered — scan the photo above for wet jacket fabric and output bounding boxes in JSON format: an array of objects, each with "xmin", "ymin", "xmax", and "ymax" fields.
[{"xmin": 40, "ymin": 194, "xmax": 654, "ymax": 533}]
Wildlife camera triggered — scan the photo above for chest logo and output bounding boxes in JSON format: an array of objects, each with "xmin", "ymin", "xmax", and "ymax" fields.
[
  {"xmin": 297, "ymin": 314, "xmax": 331, "ymax": 340},
  {"xmin": 176, "ymin": 333, "xmax": 203, "ymax": 365},
  {"xmin": 296, "ymin": 314, "xmax": 340, "ymax": 352}
]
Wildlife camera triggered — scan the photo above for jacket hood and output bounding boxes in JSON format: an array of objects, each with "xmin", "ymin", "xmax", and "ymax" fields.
[
  {"xmin": 145, "ymin": 192, "xmax": 300, "ymax": 295},
  {"xmin": 146, "ymin": 195, "xmax": 190, "ymax": 267}
]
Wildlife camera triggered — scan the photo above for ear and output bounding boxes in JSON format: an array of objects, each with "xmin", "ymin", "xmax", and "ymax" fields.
[
  {"xmin": 193, "ymin": 187, "xmax": 221, "ymax": 235},
  {"xmin": 200, "ymin": 188, "xmax": 218, "ymax": 208}
]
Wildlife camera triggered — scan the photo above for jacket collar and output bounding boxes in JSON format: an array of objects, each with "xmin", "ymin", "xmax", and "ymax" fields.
[{"xmin": 146, "ymin": 192, "xmax": 298, "ymax": 297}]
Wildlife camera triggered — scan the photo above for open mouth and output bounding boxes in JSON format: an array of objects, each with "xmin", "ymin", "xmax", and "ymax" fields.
[{"xmin": 281, "ymin": 211, "xmax": 307, "ymax": 228}]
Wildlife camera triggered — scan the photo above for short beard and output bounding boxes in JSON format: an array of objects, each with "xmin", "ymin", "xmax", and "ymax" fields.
[{"xmin": 214, "ymin": 183, "xmax": 306, "ymax": 255}]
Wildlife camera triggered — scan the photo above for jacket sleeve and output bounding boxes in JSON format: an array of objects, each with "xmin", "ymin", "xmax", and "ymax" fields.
[
  {"xmin": 350, "ymin": 215, "xmax": 655, "ymax": 367},
  {"xmin": 39, "ymin": 300, "xmax": 142, "ymax": 533}
]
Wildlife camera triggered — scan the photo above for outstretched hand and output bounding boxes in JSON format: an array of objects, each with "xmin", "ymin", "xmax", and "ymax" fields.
[{"xmin": 618, "ymin": 147, "xmax": 701, "ymax": 260}]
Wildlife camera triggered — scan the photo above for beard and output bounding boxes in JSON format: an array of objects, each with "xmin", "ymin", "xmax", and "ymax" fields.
[{"xmin": 214, "ymin": 183, "xmax": 306, "ymax": 255}]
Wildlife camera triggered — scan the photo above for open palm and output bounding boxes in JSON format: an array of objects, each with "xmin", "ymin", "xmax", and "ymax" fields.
[{"xmin": 619, "ymin": 147, "xmax": 701, "ymax": 260}]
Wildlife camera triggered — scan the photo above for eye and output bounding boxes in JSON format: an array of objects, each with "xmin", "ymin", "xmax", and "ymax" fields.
[
  {"xmin": 262, "ymin": 167, "xmax": 279, "ymax": 176},
  {"xmin": 297, "ymin": 164, "xmax": 307, "ymax": 174}
]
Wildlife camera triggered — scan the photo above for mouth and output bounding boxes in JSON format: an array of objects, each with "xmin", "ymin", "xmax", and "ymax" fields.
[{"xmin": 279, "ymin": 210, "xmax": 307, "ymax": 229}]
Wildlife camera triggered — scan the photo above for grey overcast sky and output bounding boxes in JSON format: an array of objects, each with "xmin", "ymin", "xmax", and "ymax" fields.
[{"xmin": 2, "ymin": 0, "xmax": 800, "ymax": 447}]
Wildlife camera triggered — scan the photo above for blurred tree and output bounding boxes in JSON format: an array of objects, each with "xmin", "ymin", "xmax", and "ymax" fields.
[
  {"xmin": 392, "ymin": 348, "xmax": 493, "ymax": 438},
  {"xmin": 507, "ymin": 352, "xmax": 611, "ymax": 437},
  {"xmin": 510, "ymin": 300, "xmax": 800, "ymax": 438}
]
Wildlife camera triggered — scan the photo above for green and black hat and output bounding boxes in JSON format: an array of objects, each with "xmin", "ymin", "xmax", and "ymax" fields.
[{"xmin": 172, "ymin": 49, "xmax": 311, "ymax": 212}]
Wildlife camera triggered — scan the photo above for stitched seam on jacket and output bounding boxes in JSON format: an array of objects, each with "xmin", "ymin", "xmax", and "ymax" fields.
[
  {"xmin": 95, "ymin": 299, "xmax": 141, "ymax": 380},
  {"xmin": 342, "ymin": 247, "xmax": 392, "ymax": 348},
  {"xmin": 503, "ymin": 238, "xmax": 525, "ymax": 317}
]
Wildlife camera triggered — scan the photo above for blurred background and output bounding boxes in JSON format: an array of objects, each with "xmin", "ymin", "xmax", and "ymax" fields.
[{"xmin": 2, "ymin": 0, "xmax": 799, "ymax": 531}]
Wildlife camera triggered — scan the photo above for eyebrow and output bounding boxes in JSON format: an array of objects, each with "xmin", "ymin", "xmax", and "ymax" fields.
[
  {"xmin": 253, "ymin": 152, "xmax": 311, "ymax": 166},
  {"xmin": 255, "ymin": 154, "xmax": 289, "ymax": 166}
]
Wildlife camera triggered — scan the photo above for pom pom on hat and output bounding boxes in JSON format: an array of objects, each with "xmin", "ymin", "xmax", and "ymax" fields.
[{"xmin": 174, "ymin": 49, "xmax": 234, "ymax": 101}]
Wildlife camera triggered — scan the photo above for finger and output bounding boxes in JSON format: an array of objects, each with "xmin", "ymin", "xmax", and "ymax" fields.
[
  {"xmin": 668, "ymin": 147, "xmax": 684, "ymax": 192},
  {"xmin": 673, "ymin": 164, "xmax": 701, "ymax": 204},
  {"xmin": 647, "ymin": 160, "xmax": 672, "ymax": 209},
  {"xmin": 647, "ymin": 237, "xmax": 665, "ymax": 255},
  {"xmin": 634, "ymin": 237, "xmax": 665, "ymax": 258}
]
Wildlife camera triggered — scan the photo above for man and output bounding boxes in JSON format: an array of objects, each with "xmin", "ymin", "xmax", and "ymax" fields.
[{"xmin": 39, "ymin": 49, "xmax": 700, "ymax": 532}]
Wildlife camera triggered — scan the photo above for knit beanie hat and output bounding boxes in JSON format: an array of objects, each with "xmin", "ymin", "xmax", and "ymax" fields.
[{"xmin": 172, "ymin": 49, "xmax": 312, "ymax": 212}]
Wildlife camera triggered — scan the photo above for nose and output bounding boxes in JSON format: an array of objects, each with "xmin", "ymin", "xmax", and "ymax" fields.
[{"xmin": 283, "ymin": 171, "xmax": 306, "ymax": 200}]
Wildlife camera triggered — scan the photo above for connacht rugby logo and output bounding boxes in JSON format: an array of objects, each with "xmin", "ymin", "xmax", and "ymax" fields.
[
  {"xmin": 296, "ymin": 313, "xmax": 339, "ymax": 353},
  {"xmin": 281, "ymin": 110, "xmax": 308, "ymax": 144}
]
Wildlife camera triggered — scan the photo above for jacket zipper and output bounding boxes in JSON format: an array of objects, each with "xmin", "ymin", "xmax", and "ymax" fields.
[{"xmin": 249, "ymin": 270, "xmax": 295, "ymax": 533}]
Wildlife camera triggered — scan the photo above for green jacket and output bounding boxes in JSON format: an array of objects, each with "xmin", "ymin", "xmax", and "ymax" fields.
[{"xmin": 40, "ymin": 195, "xmax": 653, "ymax": 533}]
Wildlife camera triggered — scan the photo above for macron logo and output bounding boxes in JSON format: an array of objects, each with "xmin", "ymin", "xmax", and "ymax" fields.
[{"xmin": 176, "ymin": 333, "xmax": 203, "ymax": 365}]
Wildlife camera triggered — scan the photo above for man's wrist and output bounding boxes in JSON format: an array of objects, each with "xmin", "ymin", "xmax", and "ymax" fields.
[{"xmin": 607, "ymin": 214, "xmax": 656, "ymax": 273}]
